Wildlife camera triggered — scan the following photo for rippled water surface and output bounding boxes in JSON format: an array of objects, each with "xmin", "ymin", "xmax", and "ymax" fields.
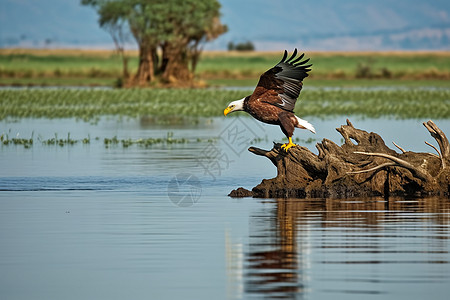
[{"xmin": 1, "ymin": 117, "xmax": 450, "ymax": 300}]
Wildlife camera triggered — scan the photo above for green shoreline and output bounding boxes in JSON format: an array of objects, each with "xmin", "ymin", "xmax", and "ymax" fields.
[{"xmin": 2, "ymin": 50, "xmax": 450, "ymax": 88}]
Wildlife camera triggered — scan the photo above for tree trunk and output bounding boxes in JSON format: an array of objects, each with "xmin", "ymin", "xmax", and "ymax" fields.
[
  {"xmin": 158, "ymin": 43, "xmax": 169, "ymax": 75},
  {"xmin": 107, "ymin": 24, "xmax": 129, "ymax": 80},
  {"xmin": 134, "ymin": 43, "xmax": 155, "ymax": 85},
  {"xmin": 161, "ymin": 43, "xmax": 193, "ymax": 85},
  {"xmin": 229, "ymin": 120, "xmax": 450, "ymax": 199},
  {"xmin": 152, "ymin": 50, "xmax": 159, "ymax": 76},
  {"xmin": 188, "ymin": 39, "xmax": 202, "ymax": 73},
  {"xmin": 122, "ymin": 54, "xmax": 129, "ymax": 79}
]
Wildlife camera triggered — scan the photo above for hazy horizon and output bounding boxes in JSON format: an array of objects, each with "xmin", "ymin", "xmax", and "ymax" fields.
[{"xmin": 1, "ymin": 0, "xmax": 449, "ymax": 51}]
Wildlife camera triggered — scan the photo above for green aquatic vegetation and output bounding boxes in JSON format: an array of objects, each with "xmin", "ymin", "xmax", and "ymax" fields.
[
  {"xmin": 104, "ymin": 132, "xmax": 216, "ymax": 148},
  {"xmin": 249, "ymin": 136, "xmax": 268, "ymax": 144},
  {"xmin": 298, "ymin": 88, "xmax": 450, "ymax": 119},
  {"xmin": 1, "ymin": 132, "xmax": 34, "ymax": 148},
  {"xmin": 0, "ymin": 89, "xmax": 244, "ymax": 121},
  {"xmin": 0, "ymin": 88, "xmax": 449, "ymax": 121},
  {"xmin": 82, "ymin": 135, "xmax": 91, "ymax": 144},
  {"xmin": 281, "ymin": 136, "xmax": 317, "ymax": 144},
  {"xmin": 119, "ymin": 137, "xmax": 188, "ymax": 148},
  {"xmin": 0, "ymin": 130, "xmax": 220, "ymax": 149},
  {"xmin": 41, "ymin": 133, "xmax": 78, "ymax": 146},
  {"xmin": 103, "ymin": 136, "xmax": 119, "ymax": 145}
]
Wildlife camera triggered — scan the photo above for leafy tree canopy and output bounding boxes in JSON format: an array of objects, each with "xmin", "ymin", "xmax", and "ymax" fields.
[{"xmin": 82, "ymin": 0, "xmax": 227, "ymax": 86}]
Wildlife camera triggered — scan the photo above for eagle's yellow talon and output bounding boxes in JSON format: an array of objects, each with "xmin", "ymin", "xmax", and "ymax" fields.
[{"xmin": 281, "ymin": 137, "xmax": 297, "ymax": 151}]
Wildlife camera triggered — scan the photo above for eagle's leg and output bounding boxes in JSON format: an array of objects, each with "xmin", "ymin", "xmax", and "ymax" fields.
[
  {"xmin": 278, "ymin": 111, "xmax": 297, "ymax": 151},
  {"xmin": 279, "ymin": 112, "xmax": 297, "ymax": 151},
  {"xmin": 281, "ymin": 137, "xmax": 297, "ymax": 151}
]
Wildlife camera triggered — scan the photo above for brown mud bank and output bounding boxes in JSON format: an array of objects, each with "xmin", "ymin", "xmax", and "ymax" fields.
[{"xmin": 229, "ymin": 119, "xmax": 450, "ymax": 199}]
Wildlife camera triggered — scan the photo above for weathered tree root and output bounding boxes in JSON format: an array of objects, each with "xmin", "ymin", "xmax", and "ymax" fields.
[{"xmin": 229, "ymin": 119, "xmax": 450, "ymax": 199}]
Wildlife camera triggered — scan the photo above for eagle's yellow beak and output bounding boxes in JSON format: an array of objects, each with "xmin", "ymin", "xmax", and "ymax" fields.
[{"xmin": 224, "ymin": 106, "xmax": 232, "ymax": 116}]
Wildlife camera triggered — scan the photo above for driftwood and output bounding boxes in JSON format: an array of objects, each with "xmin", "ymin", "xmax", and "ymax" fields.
[{"xmin": 229, "ymin": 119, "xmax": 450, "ymax": 199}]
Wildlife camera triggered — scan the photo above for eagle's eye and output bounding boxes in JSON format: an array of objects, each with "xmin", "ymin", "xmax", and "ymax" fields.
[{"xmin": 230, "ymin": 105, "xmax": 235, "ymax": 108}]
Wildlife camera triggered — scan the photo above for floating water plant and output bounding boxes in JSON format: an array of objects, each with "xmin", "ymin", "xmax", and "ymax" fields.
[
  {"xmin": 1, "ymin": 131, "xmax": 34, "ymax": 148},
  {"xmin": 1, "ymin": 131, "xmax": 221, "ymax": 149},
  {"xmin": 82, "ymin": 135, "xmax": 90, "ymax": 144},
  {"xmin": 41, "ymin": 133, "xmax": 78, "ymax": 146},
  {"xmin": 103, "ymin": 133, "xmax": 216, "ymax": 148}
]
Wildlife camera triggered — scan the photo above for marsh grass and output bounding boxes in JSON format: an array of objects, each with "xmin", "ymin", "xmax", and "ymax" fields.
[
  {"xmin": 1, "ymin": 88, "xmax": 449, "ymax": 121},
  {"xmin": 1, "ymin": 50, "xmax": 450, "ymax": 87},
  {"xmin": 0, "ymin": 52, "xmax": 129, "ymax": 78}
]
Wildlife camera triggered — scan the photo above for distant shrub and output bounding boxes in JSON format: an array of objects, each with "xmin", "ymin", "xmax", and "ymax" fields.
[
  {"xmin": 114, "ymin": 77, "xmax": 124, "ymax": 88},
  {"xmin": 228, "ymin": 41, "xmax": 255, "ymax": 51},
  {"xmin": 355, "ymin": 62, "xmax": 372, "ymax": 78},
  {"xmin": 53, "ymin": 68, "xmax": 62, "ymax": 77},
  {"xmin": 0, "ymin": 68, "xmax": 12, "ymax": 77},
  {"xmin": 22, "ymin": 70, "xmax": 33, "ymax": 78},
  {"xmin": 423, "ymin": 67, "xmax": 443, "ymax": 79},
  {"xmin": 88, "ymin": 68, "xmax": 102, "ymax": 78},
  {"xmin": 240, "ymin": 69, "xmax": 254, "ymax": 77},
  {"xmin": 332, "ymin": 69, "xmax": 347, "ymax": 79},
  {"xmin": 380, "ymin": 67, "xmax": 392, "ymax": 78}
]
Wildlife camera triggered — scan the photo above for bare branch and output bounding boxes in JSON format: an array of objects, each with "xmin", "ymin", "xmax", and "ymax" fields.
[
  {"xmin": 426, "ymin": 152, "xmax": 440, "ymax": 159},
  {"xmin": 346, "ymin": 119, "xmax": 354, "ymax": 128},
  {"xmin": 249, "ymin": 146, "xmax": 279, "ymax": 166},
  {"xmin": 347, "ymin": 162, "xmax": 396, "ymax": 174},
  {"xmin": 423, "ymin": 120, "xmax": 450, "ymax": 160},
  {"xmin": 354, "ymin": 151, "xmax": 432, "ymax": 181},
  {"xmin": 425, "ymin": 141, "xmax": 441, "ymax": 156},
  {"xmin": 392, "ymin": 141, "xmax": 406, "ymax": 153},
  {"xmin": 425, "ymin": 141, "xmax": 446, "ymax": 169}
]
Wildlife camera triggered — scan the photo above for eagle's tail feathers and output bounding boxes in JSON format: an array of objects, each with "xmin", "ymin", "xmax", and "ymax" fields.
[{"xmin": 295, "ymin": 116, "xmax": 316, "ymax": 134}]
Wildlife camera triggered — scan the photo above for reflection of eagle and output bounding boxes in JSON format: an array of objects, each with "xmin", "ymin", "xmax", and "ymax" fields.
[{"xmin": 224, "ymin": 49, "xmax": 315, "ymax": 151}]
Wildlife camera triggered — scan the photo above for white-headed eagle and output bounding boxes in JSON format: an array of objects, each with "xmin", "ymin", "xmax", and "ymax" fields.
[{"xmin": 223, "ymin": 49, "xmax": 315, "ymax": 151}]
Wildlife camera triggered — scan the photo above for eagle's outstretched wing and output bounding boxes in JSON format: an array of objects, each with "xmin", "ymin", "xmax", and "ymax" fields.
[{"xmin": 250, "ymin": 49, "xmax": 312, "ymax": 112}]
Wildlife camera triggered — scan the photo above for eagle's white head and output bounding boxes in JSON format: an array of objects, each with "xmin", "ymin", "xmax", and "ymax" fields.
[{"xmin": 223, "ymin": 97, "xmax": 245, "ymax": 116}]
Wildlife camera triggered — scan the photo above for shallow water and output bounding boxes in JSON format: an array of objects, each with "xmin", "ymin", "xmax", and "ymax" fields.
[{"xmin": 1, "ymin": 116, "xmax": 450, "ymax": 300}]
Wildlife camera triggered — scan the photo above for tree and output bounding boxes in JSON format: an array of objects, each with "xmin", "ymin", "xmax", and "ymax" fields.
[
  {"xmin": 95, "ymin": 1, "xmax": 131, "ymax": 79},
  {"xmin": 82, "ymin": 0, "xmax": 227, "ymax": 86}
]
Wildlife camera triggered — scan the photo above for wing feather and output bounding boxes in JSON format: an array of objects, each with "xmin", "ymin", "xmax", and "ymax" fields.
[
  {"xmin": 294, "ymin": 58, "xmax": 310, "ymax": 66},
  {"xmin": 250, "ymin": 49, "xmax": 312, "ymax": 112},
  {"xmin": 285, "ymin": 48, "xmax": 297, "ymax": 63},
  {"xmin": 290, "ymin": 53, "xmax": 305, "ymax": 64},
  {"xmin": 280, "ymin": 50, "xmax": 288, "ymax": 63}
]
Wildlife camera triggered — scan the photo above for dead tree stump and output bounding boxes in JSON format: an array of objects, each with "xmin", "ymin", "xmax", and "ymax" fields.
[{"xmin": 229, "ymin": 119, "xmax": 450, "ymax": 199}]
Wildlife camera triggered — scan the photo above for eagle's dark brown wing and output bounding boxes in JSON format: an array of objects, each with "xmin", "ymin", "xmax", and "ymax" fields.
[{"xmin": 250, "ymin": 49, "xmax": 312, "ymax": 112}]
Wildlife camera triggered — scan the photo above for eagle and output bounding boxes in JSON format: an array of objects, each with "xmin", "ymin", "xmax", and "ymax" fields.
[{"xmin": 223, "ymin": 49, "xmax": 315, "ymax": 151}]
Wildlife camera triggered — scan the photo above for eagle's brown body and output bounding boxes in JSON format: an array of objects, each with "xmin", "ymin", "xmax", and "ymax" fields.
[{"xmin": 243, "ymin": 95, "xmax": 303, "ymax": 138}]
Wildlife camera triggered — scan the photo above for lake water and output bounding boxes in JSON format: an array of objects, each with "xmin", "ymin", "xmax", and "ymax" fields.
[{"xmin": 1, "ymin": 116, "xmax": 450, "ymax": 300}]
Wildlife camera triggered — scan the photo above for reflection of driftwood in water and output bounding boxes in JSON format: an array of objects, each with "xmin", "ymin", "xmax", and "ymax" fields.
[
  {"xmin": 245, "ymin": 198, "xmax": 304, "ymax": 295},
  {"xmin": 244, "ymin": 197, "xmax": 450, "ymax": 298},
  {"xmin": 230, "ymin": 120, "xmax": 450, "ymax": 199}
]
